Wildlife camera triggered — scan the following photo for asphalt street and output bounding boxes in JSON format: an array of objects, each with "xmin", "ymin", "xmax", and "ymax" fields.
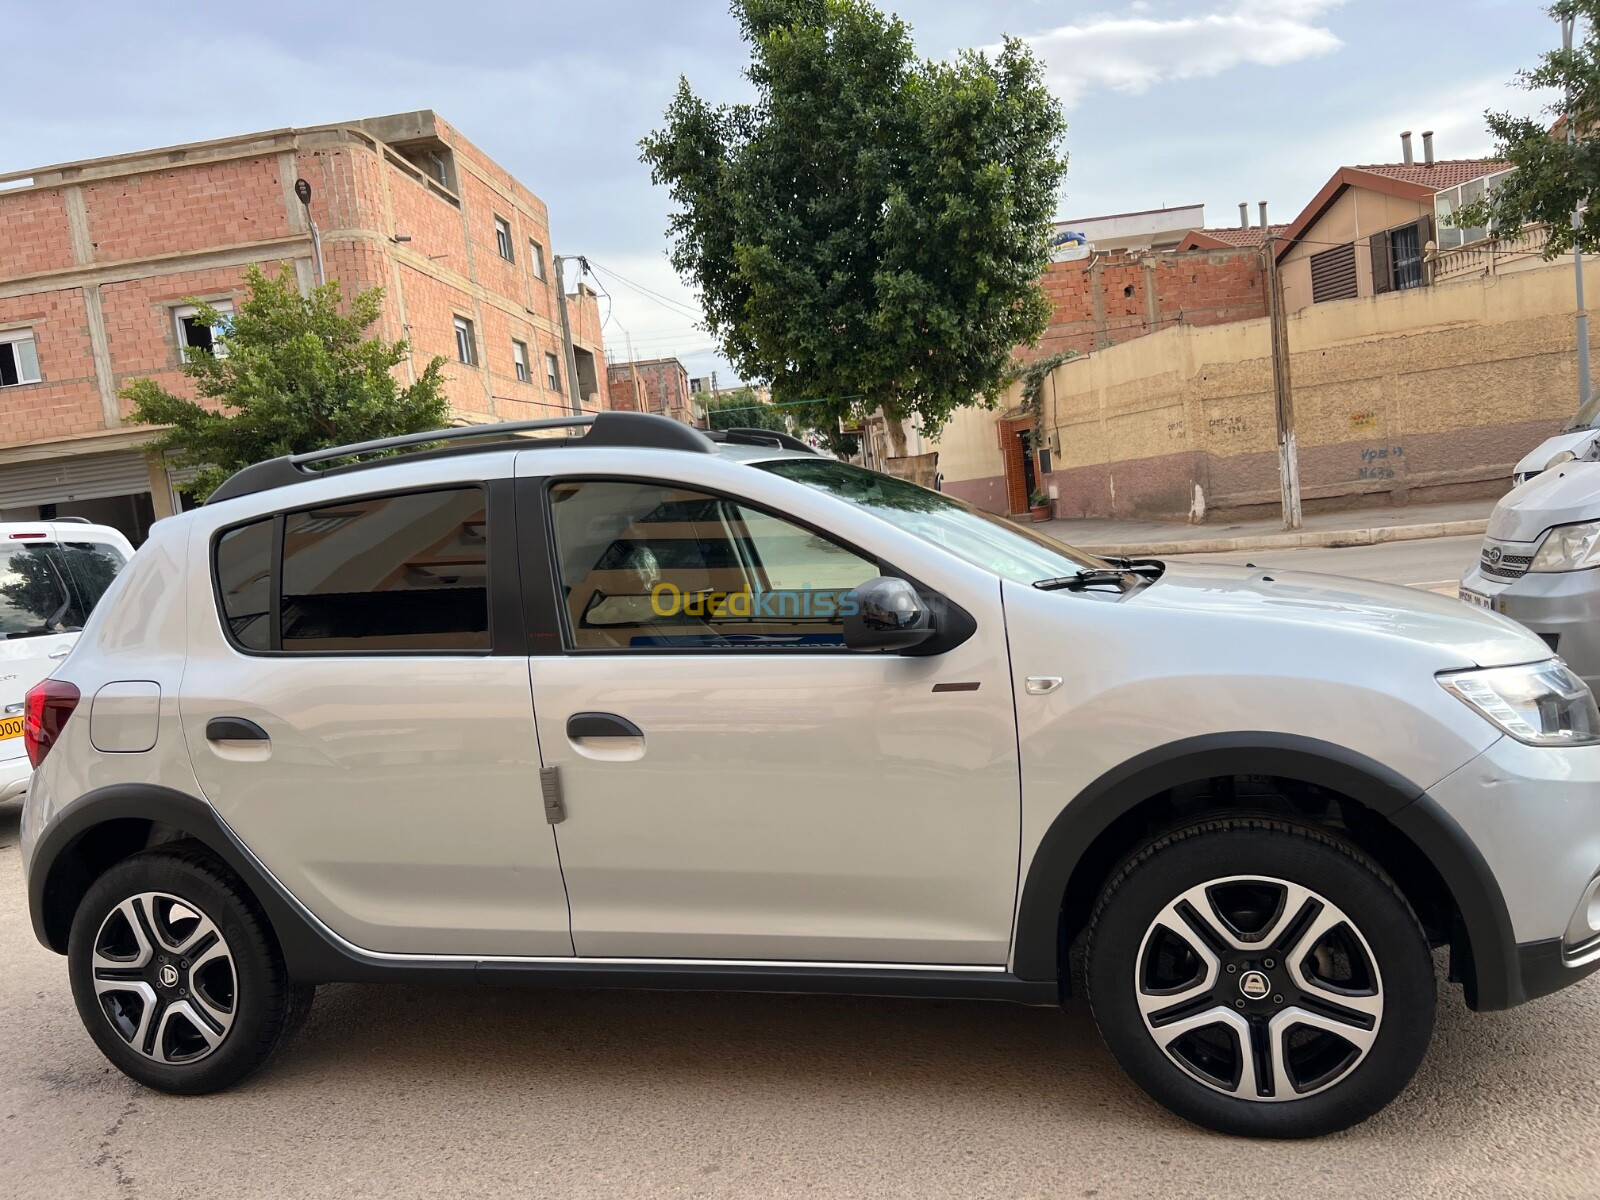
[{"xmin": 4, "ymin": 533, "xmax": 1598, "ymax": 1200}]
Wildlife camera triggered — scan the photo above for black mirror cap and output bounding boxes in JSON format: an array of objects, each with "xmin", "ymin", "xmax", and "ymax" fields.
[{"xmin": 843, "ymin": 576, "xmax": 935, "ymax": 652}]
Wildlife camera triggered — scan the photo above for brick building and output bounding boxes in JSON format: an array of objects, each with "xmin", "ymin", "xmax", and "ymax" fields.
[
  {"xmin": 0, "ymin": 110, "xmax": 606, "ymax": 542},
  {"xmin": 606, "ymin": 356, "xmax": 698, "ymax": 425}
]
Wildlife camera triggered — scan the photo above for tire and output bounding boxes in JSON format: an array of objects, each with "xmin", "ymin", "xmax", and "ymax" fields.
[
  {"xmin": 67, "ymin": 846, "xmax": 314, "ymax": 1095},
  {"xmin": 1085, "ymin": 817, "xmax": 1435, "ymax": 1138}
]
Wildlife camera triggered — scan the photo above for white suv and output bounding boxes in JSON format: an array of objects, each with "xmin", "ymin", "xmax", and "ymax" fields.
[
  {"xmin": 0, "ymin": 520, "xmax": 131, "ymax": 804},
  {"xmin": 19, "ymin": 414, "xmax": 1600, "ymax": 1138}
]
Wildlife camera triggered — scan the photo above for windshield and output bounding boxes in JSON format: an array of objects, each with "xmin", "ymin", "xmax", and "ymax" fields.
[
  {"xmin": 1568, "ymin": 394, "xmax": 1600, "ymax": 433},
  {"xmin": 756, "ymin": 458, "xmax": 1112, "ymax": 584}
]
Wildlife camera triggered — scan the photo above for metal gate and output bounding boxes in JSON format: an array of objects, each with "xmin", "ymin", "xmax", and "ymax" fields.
[{"xmin": 0, "ymin": 451, "xmax": 153, "ymax": 508}]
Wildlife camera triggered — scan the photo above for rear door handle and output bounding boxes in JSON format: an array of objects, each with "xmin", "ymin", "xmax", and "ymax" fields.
[
  {"xmin": 206, "ymin": 717, "xmax": 269, "ymax": 743},
  {"xmin": 566, "ymin": 712, "xmax": 643, "ymax": 739},
  {"xmin": 48, "ymin": 647, "xmax": 70, "ymax": 659}
]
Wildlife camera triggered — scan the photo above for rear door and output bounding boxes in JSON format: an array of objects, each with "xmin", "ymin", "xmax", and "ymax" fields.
[{"xmin": 180, "ymin": 476, "xmax": 573, "ymax": 958}]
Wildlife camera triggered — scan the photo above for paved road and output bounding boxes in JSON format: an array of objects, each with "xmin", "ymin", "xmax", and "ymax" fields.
[
  {"xmin": 7, "ymin": 533, "xmax": 1599, "ymax": 1199},
  {"xmin": 1177, "ymin": 533, "xmax": 1483, "ymax": 590}
]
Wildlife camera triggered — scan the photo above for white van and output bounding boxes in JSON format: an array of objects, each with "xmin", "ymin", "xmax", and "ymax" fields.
[{"xmin": 0, "ymin": 520, "xmax": 133, "ymax": 802}]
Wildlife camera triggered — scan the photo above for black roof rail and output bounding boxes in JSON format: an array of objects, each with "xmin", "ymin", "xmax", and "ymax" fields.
[
  {"xmin": 705, "ymin": 427, "xmax": 817, "ymax": 455},
  {"xmin": 207, "ymin": 411, "xmax": 716, "ymax": 505}
]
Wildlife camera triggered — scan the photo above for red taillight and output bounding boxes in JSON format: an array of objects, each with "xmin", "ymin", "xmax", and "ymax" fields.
[{"xmin": 24, "ymin": 678, "xmax": 80, "ymax": 768}]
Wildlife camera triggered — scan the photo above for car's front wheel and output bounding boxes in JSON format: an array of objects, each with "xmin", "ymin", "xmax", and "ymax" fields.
[
  {"xmin": 67, "ymin": 846, "xmax": 312, "ymax": 1094},
  {"xmin": 1085, "ymin": 817, "xmax": 1435, "ymax": 1138}
]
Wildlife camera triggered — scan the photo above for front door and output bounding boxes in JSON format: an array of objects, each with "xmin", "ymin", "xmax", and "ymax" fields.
[
  {"xmin": 182, "ymin": 481, "xmax": 572, "ymax": 958},
  {"xmin": 528, "ymin": 475, "xmax": 1020, "ymax": 964}
]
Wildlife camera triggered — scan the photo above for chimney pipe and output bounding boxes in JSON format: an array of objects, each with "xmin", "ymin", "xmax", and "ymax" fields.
[
  {"xmin": 1422, "ymin": 130, "xmax": 1435, "ymax": 166},
  {"xmin": 1258, "ymin": 201, "xmax": 1269, "ymax": 230},
  {"xmin": 1239, "ymin": 202, "xmax": 1249, "ymax": 228},
  {"xmin": 1400, "ymin": 131, "xmax": 1414, "ymax": 165}
]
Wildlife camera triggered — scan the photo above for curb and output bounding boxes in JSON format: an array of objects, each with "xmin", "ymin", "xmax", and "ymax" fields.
[{"xmin": 1078, "ymin": 519, "xmax": 1489, "ymax": 558}]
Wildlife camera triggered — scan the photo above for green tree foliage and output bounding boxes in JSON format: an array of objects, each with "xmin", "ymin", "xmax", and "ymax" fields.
[
  {"xmin": 641, "ymin": 0, "xmax": 1067, "ymax": 454},
  {"xmin": 1454, "ymin": 0, "xmax": 1600, "ymax": 256},
  {"xmin": 700, "ymin": 387, "xmax": 790, "ymax": 432},
  {"xmin": 121, "ymin": 264, "xmax": 449, "ymax": 501}
]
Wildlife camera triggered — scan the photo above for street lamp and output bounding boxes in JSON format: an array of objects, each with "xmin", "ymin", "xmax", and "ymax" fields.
[{"xmin": 294, "ymin": 177, "xmax": 325, "ymax": 288}]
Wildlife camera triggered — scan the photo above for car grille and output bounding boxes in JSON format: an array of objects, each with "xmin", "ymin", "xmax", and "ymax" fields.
[{"xmin": 1479, "ymin": 546, "xmax": 1533, "ymax": 580}]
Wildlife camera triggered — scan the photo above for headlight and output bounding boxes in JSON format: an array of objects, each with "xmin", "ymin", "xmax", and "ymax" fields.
[
  {"xmin": 1530, "ymin": 520, "xmax": 1600, "ymax": 572},
  {"xmin": 1439, "ymin": 660, "xmax": 1600, "ymax": 745}
]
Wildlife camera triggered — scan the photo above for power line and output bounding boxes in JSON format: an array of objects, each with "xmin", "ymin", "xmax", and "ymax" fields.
[{"xmin": 586, "ymin": 260, "xmax": 706, "ymax": 322}]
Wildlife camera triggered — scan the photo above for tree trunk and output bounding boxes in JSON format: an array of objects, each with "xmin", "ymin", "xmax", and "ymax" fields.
[{"xmin": 884, "ymin": 414, "xmax": 909, "ymax": 458}]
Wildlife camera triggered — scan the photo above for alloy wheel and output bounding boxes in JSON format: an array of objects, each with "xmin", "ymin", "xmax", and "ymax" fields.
[
  {"xmin": 1134, "ymin": 875, "xmax": 1383, "ymax": 1102},
  {"xmin": 90, "ymin": 891, "xmax": 238, "ymax": 1065}
]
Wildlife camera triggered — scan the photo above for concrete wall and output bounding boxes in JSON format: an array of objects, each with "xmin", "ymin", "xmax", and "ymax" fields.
[{"xmin": 935, "ymin": 259, "xmax": 1597, "ymax": 520}]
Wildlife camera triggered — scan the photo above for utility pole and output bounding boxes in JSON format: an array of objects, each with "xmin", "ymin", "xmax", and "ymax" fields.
[
  {"xmin": 626, "ymin": 331, "xmax": 644, "ymax": 411},
  {"xmin": 1565, "ymin": 13, "xmax": 1593, "ymax": 411},
  {"xmin": 1264, "ymin": 228, "xmax": 1303, "ymax": 530},
  {"xmin": 553, "ymin": 255, "xmax": 586, "ymax": 416}
]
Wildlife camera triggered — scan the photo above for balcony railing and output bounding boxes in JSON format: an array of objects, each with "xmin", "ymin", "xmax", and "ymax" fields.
[{"xmin": 1429, "ymin": 223, "xmax": 1553, "ymax": 284}]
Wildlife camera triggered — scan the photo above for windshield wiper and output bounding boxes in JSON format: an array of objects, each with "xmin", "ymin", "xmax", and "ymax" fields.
[
  {"xmin": 1033, "ymin": 568, "xmax": 1134, "ymax": 592},
  {"xmin": 1098, "ymin": 555, "xmax": 1166, "ymax": 578}
]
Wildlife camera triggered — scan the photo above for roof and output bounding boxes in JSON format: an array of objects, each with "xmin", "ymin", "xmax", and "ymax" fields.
[
  {"xmin": 1351, "ymin": 160, "xmax": 1510, "ymax": 190},
  {"xmin": 1056, "ymin": 203, "xmax": 1206, "ymax": 226},
  {"xmin": 1177, "ymin": 224, "xmax": 1289, "ymax": 251},
  {"xmin": 1273, "ymin": 160, "xmax": 1509, "ymax": 262}
]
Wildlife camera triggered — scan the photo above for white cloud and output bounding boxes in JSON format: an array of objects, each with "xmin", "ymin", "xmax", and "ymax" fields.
[{"xmin": 1020, "ymin": 0, "xmax": 1346, "ymax": 108}]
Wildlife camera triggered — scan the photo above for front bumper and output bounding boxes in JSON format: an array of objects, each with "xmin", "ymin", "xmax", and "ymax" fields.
[
  {"xmin": 1459, "ymin": 563, "xmax": 1600, "ymax": 691},
  {"xmin": 1426, "ymin": 735, "xmax": 1600, "ymax": 1005},
  {"xmin": 0, "ymin": 752, "xmax": 29, "ymax": 805}
]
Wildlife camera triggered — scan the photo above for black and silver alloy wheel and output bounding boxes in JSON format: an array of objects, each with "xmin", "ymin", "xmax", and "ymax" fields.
[
  {"xmin": 1087, "ymin": 818, "xmax": 1434, "ymax": 1138},
  {"xmin": 91, "ymin": 892, "xmax": 238, "ymax": 1065},
  {"xmin": 1135, "ymin": 876, "xmax": 1382, "ymax": 1102},
  {"xmin": 69, "ymin": 847, "xmax": 314, "ymax": 1094}
]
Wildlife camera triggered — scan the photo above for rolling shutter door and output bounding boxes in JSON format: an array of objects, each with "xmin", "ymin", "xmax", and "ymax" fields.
[
  {"xmin": 0, "ymin": 451, "xmax": 152, "ymax": 507},
  {"xmin": 1310, "ymin": 243, "xmax": 1358, "ymax": 303}
]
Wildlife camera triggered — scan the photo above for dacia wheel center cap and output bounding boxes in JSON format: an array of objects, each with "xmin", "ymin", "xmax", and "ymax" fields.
[
  {"xmin": 1238, "ymin": 969, "xmax": 1271, "ymax": 1000},
  {"xmin": 159, "ymin": 964, "xmax": 181, "ymax": 988}
]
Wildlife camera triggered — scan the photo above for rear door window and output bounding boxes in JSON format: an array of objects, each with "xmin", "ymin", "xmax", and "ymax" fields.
[{"xmin": 212, "ymin": 487, "xmax": 492, "ymax": 653}]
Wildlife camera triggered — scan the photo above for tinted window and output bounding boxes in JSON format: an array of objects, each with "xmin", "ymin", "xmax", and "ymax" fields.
[
  {"xmin": 280, "ymin": 488, "xmax": 489, "ymax": 651},
  {"xmin": 55, "ymin": 541, "xmax": 128, "ymax": 626},
  {"xmin": 549, "ymin": 480, "xmax": 877, "ymax": 651},
  {"xmin": 0, "ymin": 545, "xmax": 75, "ymax": 639},
  {"xmin": 215, "ymin": 519, "xmax": 274, "ymax": 651}
]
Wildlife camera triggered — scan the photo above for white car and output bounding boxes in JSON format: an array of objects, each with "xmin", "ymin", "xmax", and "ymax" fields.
[
  {"xmin": 0, "ymin": 520, "xmax": 131, "ymax": 803},
  {"xmin": 18, "ymin": 415, "xmax": 1600, "ymax": 1138}
]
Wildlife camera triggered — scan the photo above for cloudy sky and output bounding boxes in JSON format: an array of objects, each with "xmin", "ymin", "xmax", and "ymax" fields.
[{"xmin": 2, "ymin": 0, "xmax": 1558, "ymax": 386}]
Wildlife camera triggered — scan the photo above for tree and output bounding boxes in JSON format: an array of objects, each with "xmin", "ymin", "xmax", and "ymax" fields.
[
  {"xmin": 121, "ymin": 264, "xmax": 449, "ymax": 501},
  {"xmin": 1454, "ymin": 0, "xmax": 1600, "ymax": 256},
  {"xmin": 700, "ymin": 387, "xmax": 789, "ymax": 432},
  {"xmin": 641, "ymin": 0, "xmax": 1067, "ymax": 456}
]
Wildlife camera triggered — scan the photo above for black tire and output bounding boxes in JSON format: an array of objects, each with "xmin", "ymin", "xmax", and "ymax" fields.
[
  {"xmin": 1085, "ymin": 817, "xmax": 1435, "ymax": 1138},
  {"xmin": 67, "ymin": 846, "xmax": 314, "ymax": 1095}
]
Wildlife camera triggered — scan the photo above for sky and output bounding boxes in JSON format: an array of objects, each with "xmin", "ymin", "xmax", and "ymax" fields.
[{"xmin": 0, "ymin": 0, "xmax": 1562, "ymax": 388}]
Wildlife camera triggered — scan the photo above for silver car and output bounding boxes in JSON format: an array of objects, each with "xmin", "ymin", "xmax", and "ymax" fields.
[{"xmin": 21, "ymin": 413, "xmax": 1600, "ymax": 1139}]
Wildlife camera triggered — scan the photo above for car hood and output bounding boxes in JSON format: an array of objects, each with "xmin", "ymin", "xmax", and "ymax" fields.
[
  {"xmin": 1128, "ymin": 560, "xmax": 1549, "ymax": 668},
  {"xmin": 1486, "ymin": 459, "xmax": 1600, "ymax": 543},
  {"xmin": 1513, "ymin": 429, "xmax": 1599, "ymax": 477}
]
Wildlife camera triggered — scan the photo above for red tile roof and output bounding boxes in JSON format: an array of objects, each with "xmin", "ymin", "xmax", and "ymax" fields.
[
  {"xmin": 1183, "ymin": 224, "xmax": 1290, "ymax": 248},
  {"xmin": 1350, "ymin": 160, "xmax": 1509, "ymax": 190}
]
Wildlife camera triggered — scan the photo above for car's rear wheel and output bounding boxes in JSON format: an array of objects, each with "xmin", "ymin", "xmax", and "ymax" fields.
[
  {"xmin": 67, "ymin": 846, "xmax": 312, "ymax": 1094},
  {"xmin": 1085, "ymin": 817, "xmax": 1435, "ymax": 1138}
]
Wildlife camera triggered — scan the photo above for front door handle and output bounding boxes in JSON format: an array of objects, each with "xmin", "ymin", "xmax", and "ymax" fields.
[
  {"xmin": 206, "ymin": 716, "xmax": 270, "ymax": 743},
  {"xmin": 566, "ymin": 712, "xmax": 643, "ymax": 739}
]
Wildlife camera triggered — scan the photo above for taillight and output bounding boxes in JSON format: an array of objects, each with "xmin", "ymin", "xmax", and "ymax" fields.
[{"xmin": 24, "ymin": 678, "xmax": 80, "ymax": 768}]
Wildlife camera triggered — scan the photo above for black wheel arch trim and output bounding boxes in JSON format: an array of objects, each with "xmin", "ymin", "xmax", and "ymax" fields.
[{"xmin": 1012, "ymin": 732, "xmax": 1527, "ymax": 1011}]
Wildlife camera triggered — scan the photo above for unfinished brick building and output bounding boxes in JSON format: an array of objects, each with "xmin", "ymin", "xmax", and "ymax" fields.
[{"xmin": 0, "ymin": 111, "xmax": 606, "ymax": 541}]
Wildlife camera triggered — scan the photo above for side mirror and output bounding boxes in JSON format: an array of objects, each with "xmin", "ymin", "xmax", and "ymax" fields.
[{"xmin": 843, "ymin": 576, "xmax": 934, "ymax": 652}]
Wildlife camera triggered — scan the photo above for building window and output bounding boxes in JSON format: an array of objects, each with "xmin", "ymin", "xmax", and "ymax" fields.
[
  {"xmin": 1435, "ymin": 168, "xmax": 1513, "ymax": 249},
  {"xmin": 545, "ymin": 351, "xmax": 561, "ymax": 391},
  {"xmin": 494, "ymin": 216, "xmax": 514, "ymax": 262},
  {"xmin": 1309, "ymin": 243, "xmax": 1358, "ymax": 304},
  {"xmin": 0, "ymin": 328, "xmax": 42, "ymax": 387},
  {"xmin": 454, "ymin": 316, "xmax": 477, "ymax": 366},
  {"xmin": 1369, "ymin": 219, "xmax": 1432, "ymax": 295},
  {"xmin": 174, "ymin": 302, "xmax": 234, "ymax": 361},
  {"xmin": 530, "ymin": 240, "xmax": 547, "ymax": 281},
  {"xmin": 513, "ymin": 340, "xmax": 530, "ymax": 383}
]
